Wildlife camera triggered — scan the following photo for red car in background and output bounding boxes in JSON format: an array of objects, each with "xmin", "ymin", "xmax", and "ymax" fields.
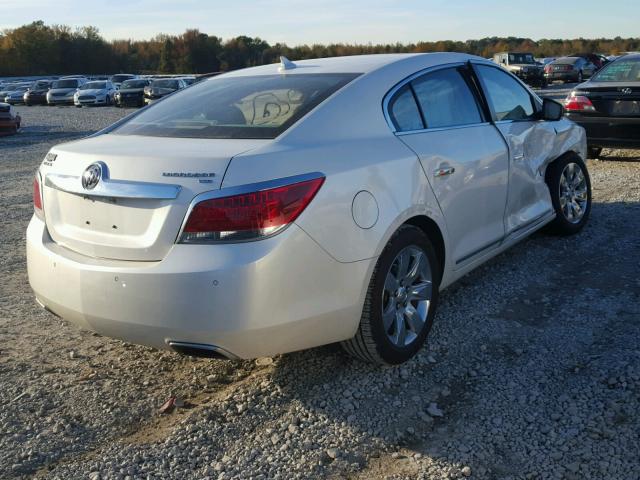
[{"xmin": 0, "ymin": 102, "xmax": 21, "ymax": 135}]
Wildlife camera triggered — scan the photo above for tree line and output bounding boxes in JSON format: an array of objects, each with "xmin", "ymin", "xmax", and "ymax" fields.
[{"xmin": 1, "ymin": 21, "xmax": 639, "ymax": 77}]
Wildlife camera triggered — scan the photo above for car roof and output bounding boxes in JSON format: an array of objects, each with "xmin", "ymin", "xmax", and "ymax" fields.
[{"xmin": 221, "ymin": 53, "xmax": 479, "ymax": 77}]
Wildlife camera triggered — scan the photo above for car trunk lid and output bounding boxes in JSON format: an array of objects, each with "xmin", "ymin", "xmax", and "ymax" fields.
[
  {"xmin": 41, "ymin": 134, "xmax": 267, "ymax": 261},
  {"xmin": 576, "ymin": 82, "xmax": 640, "ymax": 117}
]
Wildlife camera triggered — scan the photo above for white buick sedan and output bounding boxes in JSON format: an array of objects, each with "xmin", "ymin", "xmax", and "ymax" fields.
[{"xmin": 28, "ymin": 53, "xmax": 591, "ymax": 364}]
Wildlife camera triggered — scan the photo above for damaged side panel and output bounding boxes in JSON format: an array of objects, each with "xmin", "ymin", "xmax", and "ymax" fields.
[{"xmin": 495, "ymin": 117, "xmax": 587, "ymax": 234}]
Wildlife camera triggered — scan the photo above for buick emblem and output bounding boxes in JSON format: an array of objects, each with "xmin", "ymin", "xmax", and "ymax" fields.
[
  {"xmin": 621, "ymin": 88, "xmax": 632, "ymax": 95},
  {"xmin": 82, "ymin": 163, "xmax": 102, "ymax": 190}
]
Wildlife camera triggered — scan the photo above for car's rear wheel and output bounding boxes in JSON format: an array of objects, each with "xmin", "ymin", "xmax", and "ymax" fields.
[
  {"xmin": 342, "ymin": 225, "xmax": 440, "ymax": 365},
  {"xmin": 587, "ymin": 147, "xmax": 602, "ymax": 159},
  {"xmin": 545, "ymin": 154, "xmax": 591, "ymax": 235}
]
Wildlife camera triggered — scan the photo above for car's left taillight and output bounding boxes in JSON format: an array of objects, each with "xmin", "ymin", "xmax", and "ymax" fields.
[
  {"xmin": 179, "ymin": 175, "xmax": 325, "ymax": 243},
  {"xmin": 33, "ymin": 172, "xmax": 45, "ymax": 220},
  {"xmin": 564, "ymin": 94, "xmax": 596, "ymax": 113}
]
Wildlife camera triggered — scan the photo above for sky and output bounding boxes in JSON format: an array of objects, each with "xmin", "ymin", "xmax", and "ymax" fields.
[{"xmin": 1, "ymin": 0, "xmax": 638, "ymax": 44}]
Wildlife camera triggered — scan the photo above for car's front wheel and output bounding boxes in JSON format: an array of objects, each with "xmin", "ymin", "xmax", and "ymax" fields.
[
  {"xmin": 545, "ymin": 154, "xmax": 592, "ymax": 235},
  {"xmin": 342, "ymin": 225, "xmax": 440, "ymax": 365}
]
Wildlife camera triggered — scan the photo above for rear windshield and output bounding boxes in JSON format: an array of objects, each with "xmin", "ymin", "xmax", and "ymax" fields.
[
  {"xmin": 509, "ymin": 53, "xmax": 535, "ymax": 64},
  {"xmin": 112, "ymin": 75, "xmax": 135, "ymax": 82},
  {"xmin": 113, "ymin": 73, "xmax": 359, "ymax": 139},
  {"xmin": 53, "ymin": 79, "xmax": 79, "ymax": 88},
  {"xmin": 121, "ymin": 80, "xmax": 148, "ymax": 88},
  {"xmin": 591, "ymin": 58, "xmax": 640, "ymax": 82},
  {"xmin": 152, "ymin": 79, "xmax": 179, "ymax": 89}
]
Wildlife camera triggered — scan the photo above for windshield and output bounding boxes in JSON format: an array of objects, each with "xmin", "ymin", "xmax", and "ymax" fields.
[
  {"xmin": 33, "ymin": 81, "xmax": 50, "ymax": 89},
  {"xmin": 53, "ymin": 79, "xmax": 79, "ymax": 89},
  {"xmin": 121, "ymin": 80, "xmax": 148, "ymax": 89},
  {"xmin": 81, "ymin": 82, "xmax": 107, "ymax": 90},
  {"xmin": 591, "ymin": 58, "xmax": 640, "ymax": 82},
  {"xmin": 112, "ymin": 75, "xmax": 135, "ymax": 83},
  {"xmin": 113, "ymin": 73, "xmax": 359, "ymax": 139},
  {"xmin": 152, "ymin": 79, "xmax": 179, "ymax": 89},
  {"xmin": 509, "ymin": 54, "xmax": 535, "ymax": 64}
]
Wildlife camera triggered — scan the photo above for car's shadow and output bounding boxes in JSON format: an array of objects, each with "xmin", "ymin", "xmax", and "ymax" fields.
[{"xmin": 266, "ymin": 198, "xmax": 640, "ymax": 474}]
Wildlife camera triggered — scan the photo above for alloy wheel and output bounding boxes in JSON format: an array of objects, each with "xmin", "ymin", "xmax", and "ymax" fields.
[
  {"xmin": 382, "ymin": 246, "xmax": 432, "ymax": 347},
  {"xmin": 559, "ymin": 162, "xmax": 588, "ymax": 223}
]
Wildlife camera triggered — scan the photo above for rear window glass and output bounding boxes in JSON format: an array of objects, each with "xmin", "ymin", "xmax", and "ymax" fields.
[
  {"xmin": 121, "ymin": 80, "xmax": 148, "ymax": 88},
  {"xmin": 592, "ymin": 58, "xmax": 640, "ymax": 82},
  {"xmin": 388, "ymin": 85, "xmax": 424, "ymax": 132},
  {"xmin": 53, "ymin": 79, "xmax": 79, "ymax": 88},
  {"xmin": 113, "ymin": 73, "xmax": 359, "ymax": 139}
]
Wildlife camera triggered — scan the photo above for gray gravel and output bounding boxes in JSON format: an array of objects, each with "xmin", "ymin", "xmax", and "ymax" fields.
[{"xmin": 1, "ymin": 105, "xmax": 639, "ymax": 480}]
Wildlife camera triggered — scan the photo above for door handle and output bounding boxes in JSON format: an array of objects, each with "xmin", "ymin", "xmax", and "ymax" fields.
[
  {"xmin": 434, "ymin": 166, "xmax": 455, "ymax": 177},
  {"xmin": 513, "ymin": 153, "xmax": 525, "ymax": 160}
]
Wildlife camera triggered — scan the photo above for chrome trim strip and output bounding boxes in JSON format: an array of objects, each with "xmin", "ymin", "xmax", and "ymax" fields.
[
  {"xmin": 175, "ymin": 171, "xmax": 325, "ymax": 244},
  {"xmin": 395, "ymin": 122, "xmax": 491, "ymax": 136},
  {"xmin": 455, "ymin": 238, "xmax": 503, "ymax": 265},
  {"xmin": 167, "ymin": 341, "xmax": 239, "ymax": 360},
  {"xmin": 45, "ymin": 173, "xmax": 181, "ymax": 200},
  {"xmin": 506, "ymin": 210, "xmax": 554, "ymax": 237}
]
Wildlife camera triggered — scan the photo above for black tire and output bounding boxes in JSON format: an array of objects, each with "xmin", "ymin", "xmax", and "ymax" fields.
[
  {"xmin": 587, "ymin": 147, "xmax": 603, "ymax": 159},
  {"xmin": 545, "ymin": 154, "xmax": 592, "ymax": 236},
  {"xmin": 341, "ymin": 225, "xmax": 440, "ymax": 365}
]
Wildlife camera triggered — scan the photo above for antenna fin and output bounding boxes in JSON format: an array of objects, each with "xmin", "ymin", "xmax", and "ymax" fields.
[{"xmin": 279, "ymin": 56, "xmax": 296, "ymax": 71}]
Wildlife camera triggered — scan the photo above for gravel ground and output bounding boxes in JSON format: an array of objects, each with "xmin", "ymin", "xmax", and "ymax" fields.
[{"xmin": 1, "ymin": 104, "xmax": 639, "ymax": 480}]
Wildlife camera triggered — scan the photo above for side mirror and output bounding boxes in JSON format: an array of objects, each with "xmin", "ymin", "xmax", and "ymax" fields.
[{"xmin": 541, "ymin": 97, "xmax": 564, "ymax": 121}]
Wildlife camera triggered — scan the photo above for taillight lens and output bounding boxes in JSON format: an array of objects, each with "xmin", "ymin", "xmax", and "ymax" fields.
[
  {"xmin": 33, "ymin": 172, "xmax": 44, "ymax": 219},
  {"xmin": 544, "ymin": 65, "xmax": 552, "ymax": 73},
  {"xmin": 564, "ymin": 94, "xmax": 596, "ymax": 112},
  {"xmin": 179, "ymin": 176, "xmax": 325, "ymax": 243}
]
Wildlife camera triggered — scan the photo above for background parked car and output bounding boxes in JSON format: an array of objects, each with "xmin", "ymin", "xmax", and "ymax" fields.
[
  {"xmin": 4, "ymin": 83, "xmax": 31, "ymax": 104},
  {"xmin": 24, "ymin": 80, "xmax": 53, "ymax": 105},
  {"xmin": 0, "ymin": 102, "xmax": 21, "ymax": 135},
  {"xmin": 143, "ymin": 78, "xmax": 187, "ymax": 104},
  {"xmin": 110, "ymin": 74, "xmax": 136, "ymax": 89},
  {"xmin": 0, "ymin": 83, "xmax": 20, "ymax": 101},
  {"xmin": 570, "ymin": 53, "xmax": 610, "ymax": 70},
  {"xmin": 493, "ymin": 52, "xmax": 546, "ymax": 87},
  {"xmin": 544, "ymin": 57, "xmax": 597, "ymax": 83},
  {"xmin": 74, "ymin": 80, "xmax": 116, "ymax": 107},
  {"xmin": 114, "ymin": 78, "xmax": 151, "ymax": 107},
  {"xmin": 47, "ymin": 78, "xmax": 87, "ymax": 105},
  {"xmin": 564, "ymin": 54, "xmax": 640, "ymax": 158}
]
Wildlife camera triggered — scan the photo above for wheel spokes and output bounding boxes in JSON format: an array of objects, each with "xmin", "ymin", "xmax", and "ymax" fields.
[{"xmin": 409, "ymin": 281, "xmax": 432, "ymax": 302}]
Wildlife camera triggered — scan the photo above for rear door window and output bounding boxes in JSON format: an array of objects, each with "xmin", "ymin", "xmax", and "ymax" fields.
[{"xmin": 475, "ymin": 65, "xmax": 535, "ymax": 121}]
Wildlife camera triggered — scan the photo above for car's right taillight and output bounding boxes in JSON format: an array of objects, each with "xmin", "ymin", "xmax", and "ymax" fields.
[
  {"xmin": 564, "ymin": 94, "xmax": 596, "ymax": 112},
  {"xmin": 33, "ymin": 172, "xmax": 45, "ymax": 220},
  {"xmin": 179, "ymin": 175, "xmax": 325, "ymax": 243}
]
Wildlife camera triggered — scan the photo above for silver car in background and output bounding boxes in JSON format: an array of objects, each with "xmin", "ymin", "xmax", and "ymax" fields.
[
  {"xmin": 28, "ymin": 53, "xmax": 591, "ymax": 365},
  {"xmin": 74, "ymin": 80, "xmax": 117, "ymax": 107},
  {"xmin": 47, "ymin": 78, "xmax": 87, "ymax": 105}
]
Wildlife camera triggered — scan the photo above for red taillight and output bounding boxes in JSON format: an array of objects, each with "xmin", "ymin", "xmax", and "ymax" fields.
[
  {"xmin": 180, "ymin": 176, "xmax": 325, "ymax": 243},
  {"xmin": 33, "ymin": 174, "xmax": 44, "ymax": 218},
  {"xmin": 564, "ymin": 95, "xmax": 596, "ymax": 112},
  {"xmin": 544, "ymin": 65, "xmax": 552, "ymax": 73}
]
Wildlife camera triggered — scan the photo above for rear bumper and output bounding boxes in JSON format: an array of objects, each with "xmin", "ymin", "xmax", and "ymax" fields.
[
  {"xmin": 545, "ymin": 72, "xmax": 577, "ymax": 82},
  {"xmin": 566, "ymin": 113, "xmax": 640, "ymax": 148},
  {"xmin": 27, "ymin": 217, "xmax": 370, "ymax": 358}
]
